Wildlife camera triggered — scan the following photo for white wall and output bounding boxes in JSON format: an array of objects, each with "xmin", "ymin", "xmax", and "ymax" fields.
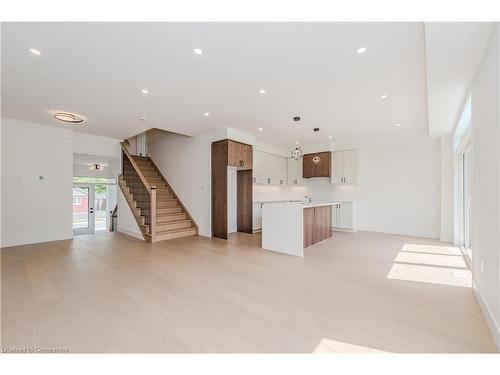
[
  {"xmin": 440, "ymin": 135, "xmax": 454, "ymax": 242},
  {"xmin": 116, "ymin": 187, "xmax": 143, "ymax": 240},
  {"xmin": 1, "ymin": 118, "xmax": 73, "ymax": 247},
  {"xmin": 355, "ymin": 137, "xmax": 441, "ymax": 238},
  {"xmin": 469, "ymin": 24, "xmax": 500, "ymax": 348},
  {"xmin": 73, "ymin": 132, "xmax": 121, "ymax": 159}
]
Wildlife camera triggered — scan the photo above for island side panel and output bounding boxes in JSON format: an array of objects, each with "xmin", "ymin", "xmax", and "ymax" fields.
[
  {"xmin": 314, "ymin": 205, "xmax": 332, "ymax": 243},
  {"xmin": 262, "ymin": 203, "xmax": 304, "ymax": 256},
  {"xmin": 303, "ymin": 207, "xmax": 315, "ymax": 248}
]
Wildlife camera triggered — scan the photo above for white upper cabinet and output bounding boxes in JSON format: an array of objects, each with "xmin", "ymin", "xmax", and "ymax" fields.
[
  {"xmin": 253, "ymin": 150, "xmax": 287, "ymax": 186},
  {"xmin": 287, "ymin": 158, "xmax": 305, "ymax": 186},
  {"xmin": 331, "ymin": 150, "xmax": 358, "ymax": 185}
]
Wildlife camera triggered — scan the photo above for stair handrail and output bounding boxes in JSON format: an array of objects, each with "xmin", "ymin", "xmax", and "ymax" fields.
[
  {"xmin": 120, "ymin": 141, "xmax": 157, "ymax": 241},
  {"xmin": 120, "ymin": 142, "xmax": 155, "ymax": 192}
]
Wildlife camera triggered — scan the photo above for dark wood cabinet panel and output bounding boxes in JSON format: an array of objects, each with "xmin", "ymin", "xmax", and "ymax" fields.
[
  {"xmin": 313, "ymin": 205, "xmax": 332, "ymax": 243},
  {"xmin": 302, "ymin": 151, "xmax": 331, "ymax": 178},
  {"xmin": 303, "ymin": 207, "xmax": 315, "ymax": 248},
  {"xmin": 228, "ymin": 140, "xmax": 252, "ymax": 169},
  {"xmin": 303, "ymin": 205, "xmax": 332, "ymax": 248},
  {"xmin": 237, "ymin": 170, "xmax": 253, "ymax": 233}
]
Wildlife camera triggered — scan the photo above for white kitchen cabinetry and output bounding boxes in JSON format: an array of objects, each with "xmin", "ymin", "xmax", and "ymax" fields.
[
  {"xmin": 253, "ymin": 150, "xmax": 287, "ymax": 186},
  {"xmin": 287, "ymin": 158, "xmax": 305, "ymax": 186},
  {"xmin": 331, "ymin": 150, "xmax": 358, "ymax": 185},
  {"xmin": 252, "ymin": 203, "xmax": 263, "ymax": 232},
  {"xmin": 332, "ymin": 202, "xmax": 355, "ymax": 231}
]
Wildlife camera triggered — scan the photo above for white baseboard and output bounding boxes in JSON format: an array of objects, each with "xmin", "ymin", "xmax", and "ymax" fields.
[
  {"xmin": 472, "ymin": 280, "xmax": 500, "ymax": 351},
  {"xmin": 332, "ymin": 227, "xmax": 356, "ymax": 233},
  {"xmin": 116, "ymin": 227, "xmax": 144, "ymax": 240},
  {"xmin": 198, "ymin": 228, "xmax": 212, "ymax": 237}
]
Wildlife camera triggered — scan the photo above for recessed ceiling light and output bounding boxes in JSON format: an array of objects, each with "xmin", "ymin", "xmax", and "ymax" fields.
[
  {"xmin": 139, "ymin": 116, "xmax": 148, "ymax": 121},
  {"xmin": 194, "ymin": 48, "xmax": 203, "ymax": 55},
  {"xmin": 258, "ymin": 127, "xmax": 263, "ymax": 131},
  {"xmin": 52, "ymin": 112, "xmax": 84, "ymax": 124},
  {"xmin": 328, "ymin": 136, "xmax": 333, "ymax": 139},
  {"xmin": 380, "ymin": 94, "xmax": 388, "ymax": 99},
  {"xmin": 259, "ymin": 89, "xmax": 267, "ymax": 94},
  {"xmin": 204, "ymin": 112, "xmax": 210, "ymax": 117},
  {"xmin": 357, "ymin": 47, "xmax": 367, "ymax": 54},
  {"xmin": 295, "ymin": 141, "xmax": 300, "ymax": 145},
  {"xmin": 141, "ymin": 89, "xmax": 149, "ymax": 94},
  {"xmin": 29, "ymin": 48, "xmax": 41, "ymax": 55},
  {"xmin": 395, "ymin": 123, "xmax": 401, "ymax": 127}
]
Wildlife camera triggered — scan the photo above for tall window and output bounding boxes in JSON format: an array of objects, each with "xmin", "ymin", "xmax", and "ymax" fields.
[
  {"xmin": 454, "ymin": 94, "xmax": 472, "ymax": 264},
  {"xmin": 454, "ymin": 95, "xmax": 471, "ymax": 151},
  {"xmin": 461, "ymin": 145, "xmax": 472, "ymax": 262}
]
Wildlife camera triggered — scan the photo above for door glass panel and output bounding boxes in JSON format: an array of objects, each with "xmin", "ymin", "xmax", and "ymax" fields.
[
  {"xmin": 94, "ymin": 184, "xmax": 107, "ymax": 231},
  {"xmin": 73, "ymin": 187, "xmax": 89, "ymax": 229}
]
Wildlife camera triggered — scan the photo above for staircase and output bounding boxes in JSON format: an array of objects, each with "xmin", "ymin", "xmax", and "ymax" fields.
[{"xmin": 118, "ymin": 146, "xmax": 197, "ymax": 242}]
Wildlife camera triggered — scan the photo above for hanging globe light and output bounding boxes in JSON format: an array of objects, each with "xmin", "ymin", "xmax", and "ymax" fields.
[{"xmin": 291, "ymin": 146, "xmax": 303, "ymax": 160}]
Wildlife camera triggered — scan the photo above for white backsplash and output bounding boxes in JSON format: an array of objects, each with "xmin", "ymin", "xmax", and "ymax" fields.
[{"xmin": 253, "ymin": 178, "xmax": 357, "ymax": 203}]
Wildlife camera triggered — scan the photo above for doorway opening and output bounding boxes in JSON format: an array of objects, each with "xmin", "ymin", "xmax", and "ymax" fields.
[{"xmin": 72, "ymin": 177, "xmax": 117, "ymax": 235}]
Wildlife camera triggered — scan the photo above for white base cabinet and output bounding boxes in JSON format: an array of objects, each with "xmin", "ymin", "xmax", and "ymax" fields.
[
  {"xmin": 252, "ymin": 203, "xmax": 263, "ymax": 232},
  {"xmin": 332, "ymin": 202, "xmax": 355, "ymax": 231}
]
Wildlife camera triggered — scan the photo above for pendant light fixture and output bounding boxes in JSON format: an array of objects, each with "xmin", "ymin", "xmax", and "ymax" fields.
[{"xmin": 291, "ymin": 146, "xmax": 304, "ymax": 160}]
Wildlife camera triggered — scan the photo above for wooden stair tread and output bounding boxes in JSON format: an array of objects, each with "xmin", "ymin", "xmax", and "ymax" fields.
[{"xmin": 156, "ymin": 227, "xmax": 197, "ymax": 235}]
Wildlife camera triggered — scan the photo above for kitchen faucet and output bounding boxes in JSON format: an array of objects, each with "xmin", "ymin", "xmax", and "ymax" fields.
[{"xmin": 304, "ymin": 195, "xmax": 312, "ymax": 203}]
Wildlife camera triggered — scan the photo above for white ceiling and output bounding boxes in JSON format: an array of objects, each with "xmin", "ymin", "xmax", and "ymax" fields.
[
  {"xmin": 424, "ymin": 22, "xmax": 493, "ymax": 138},
  {"xmin": 0, "ymin": 22, "xmax": 474, "ymax": 147},
  {"xmin": 73, "ymin": 153, "xmax": 119, "ymax": 177}
]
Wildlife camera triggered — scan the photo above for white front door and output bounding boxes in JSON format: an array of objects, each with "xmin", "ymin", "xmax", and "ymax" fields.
[{"xmin": 73, "ymin": 184, "xmax": 95, "ymax": 235}]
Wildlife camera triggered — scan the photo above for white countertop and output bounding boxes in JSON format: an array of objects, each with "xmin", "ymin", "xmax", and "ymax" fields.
[{"xmin": 254, "ymin": 200, "xmax": 353, "ymax": 206}]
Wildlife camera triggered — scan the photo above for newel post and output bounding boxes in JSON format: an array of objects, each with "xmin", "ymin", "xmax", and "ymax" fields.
[{"xmin": 150, "ymin": 186, "xmax": 157, "ymax": 241}]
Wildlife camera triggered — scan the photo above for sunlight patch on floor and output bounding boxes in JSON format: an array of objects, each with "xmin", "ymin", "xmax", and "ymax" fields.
[
  {"xmin": 386, "ymin": 244, "xmax": 471, "ymax": 288},
  {"xmin": 313, "ymin": 338, "xmax": 387, "ymax": 353}
]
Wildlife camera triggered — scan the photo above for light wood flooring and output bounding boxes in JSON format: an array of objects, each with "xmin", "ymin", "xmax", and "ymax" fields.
[{"xmin": 1, "ymin": 231, "xmax": 497, "ymax": 353}]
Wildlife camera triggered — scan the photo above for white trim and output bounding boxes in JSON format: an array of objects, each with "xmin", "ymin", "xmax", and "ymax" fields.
[
  {"xmin": 116, "ymin": 227, "xmax": 144, "ymax": 240},
  {"xmin": 472, "ymin": 279, "xmax": 500, "ymax": 351},
  {"xmin": 198, "ymin": 228, "xmax": 212, "ymax": 237}
]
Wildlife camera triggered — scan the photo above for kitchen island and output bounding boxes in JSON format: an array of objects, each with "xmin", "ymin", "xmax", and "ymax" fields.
[{"xmin": 261, "ymin": 201, "xmax": 337, "ymax": 257}]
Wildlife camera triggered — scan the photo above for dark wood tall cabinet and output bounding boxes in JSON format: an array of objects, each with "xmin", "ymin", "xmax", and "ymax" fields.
[{"xmin": 212, "ymin": 139, "xmax": 253, "ymax": 239}]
